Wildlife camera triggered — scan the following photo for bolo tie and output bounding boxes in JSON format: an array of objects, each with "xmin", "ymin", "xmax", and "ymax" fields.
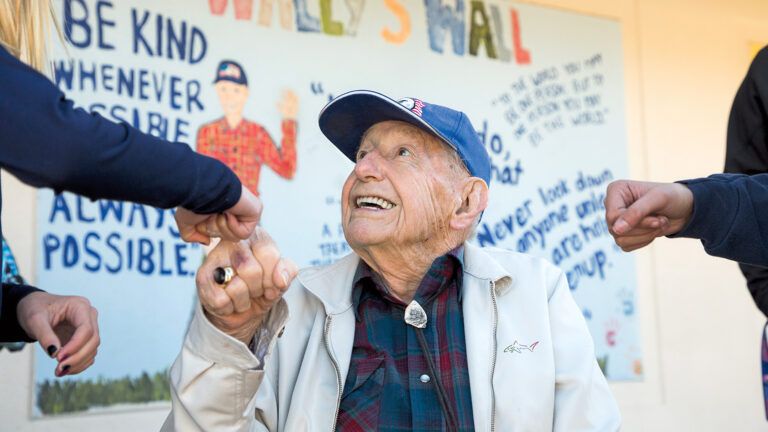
[{"xmin": 404, "ymin": 299, "xmax": 460, "ymax": 432}]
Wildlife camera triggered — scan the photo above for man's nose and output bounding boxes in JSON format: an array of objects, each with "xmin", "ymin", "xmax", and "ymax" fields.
[{"xmin": 354, "ymin": 152, "xmax": 384, "ymax": 181}]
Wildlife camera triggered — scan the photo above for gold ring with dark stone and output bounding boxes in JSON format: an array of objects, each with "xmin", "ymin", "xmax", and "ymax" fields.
[{"xmin": 213, "ymin": 266, "xmax": 235, "ymax": 285}]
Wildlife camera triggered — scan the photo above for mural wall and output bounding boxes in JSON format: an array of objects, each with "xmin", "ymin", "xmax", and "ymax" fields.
[{"xmin": 35, "ymin": 0, "xmax": 640, "ymax": 415}]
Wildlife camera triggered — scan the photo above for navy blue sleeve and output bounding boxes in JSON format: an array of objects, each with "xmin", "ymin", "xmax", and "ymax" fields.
[
  {"xmin": 674, "ymin": 173, "xmax": 768, "ymax": 267},
  {"xmin": 0, "ymin": 284, "xmax": 43, "ymax": 343},
  {"xmin": 723, "ymin": 45, "xmax": 768, "ymax": 316},
  {"xmin": 0, "ymin": 46, "xmax": 241, "ymax": 214}
]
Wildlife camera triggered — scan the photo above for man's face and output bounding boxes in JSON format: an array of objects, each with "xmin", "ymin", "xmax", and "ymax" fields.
[
  {"xmin": 341, "ymin": 121, "xmax": 465, "ymax": 252},
  {"xmin": 215, "ymin": 81, "xmax": 249, "ymax": 117}
]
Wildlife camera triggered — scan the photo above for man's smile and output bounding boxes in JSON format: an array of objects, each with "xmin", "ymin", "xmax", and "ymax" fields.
[{"xmin": 354, "ymin": 195, "xmax": 397, "ymax": 211}]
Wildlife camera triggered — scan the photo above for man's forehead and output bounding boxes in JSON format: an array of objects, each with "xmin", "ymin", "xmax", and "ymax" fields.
[
  {"xmin": 360, "ymin": 121, "xmax": 439, "ymax": 147},
  {"xmin": 215, "ymin": 81, "xmax": 247, "ymax": 89}
]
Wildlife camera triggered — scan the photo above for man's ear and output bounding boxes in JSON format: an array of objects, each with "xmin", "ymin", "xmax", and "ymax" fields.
[{"xmin": 450, "ymin": 177, "xmax": 489, "ymax": 231}]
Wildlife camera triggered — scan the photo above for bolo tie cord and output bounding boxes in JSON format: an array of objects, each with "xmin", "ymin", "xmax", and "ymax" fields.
[
  {"xmin": 405, "ymin": 299, "xmax": 459, "ymax": 432},
  {"xmin": 414, "ymin": 327, "xmax": 460, "ymax": 432}
]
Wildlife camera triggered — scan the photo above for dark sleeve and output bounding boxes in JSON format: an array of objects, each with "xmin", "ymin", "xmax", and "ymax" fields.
[
  {"xmin": 672, "ymin": 173, "xmax": 768, "ymax": 267},
  {"xmin": 0, "ymin": 284, "xmax": 43, "ymax": 343},
  {"xmin": 724, "ymin": 46, "xmax": 768, "ymax": 317},
  {"xmin": 0, "ymin": 47, "xmax": 241, "ymax": 214}
]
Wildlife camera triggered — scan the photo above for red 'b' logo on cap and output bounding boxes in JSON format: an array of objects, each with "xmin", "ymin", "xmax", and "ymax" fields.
[{"xmin": 398, "ymin": 98, "xmax": 425, "ymax": 117}]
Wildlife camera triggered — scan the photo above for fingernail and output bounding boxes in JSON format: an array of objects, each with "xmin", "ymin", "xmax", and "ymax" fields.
[
  {"xmin": 613, "ymin": 219, "xmax": 629, "ymax": 234},
  {"xmin": 281, "ymin": 270, "xmax": 290, "ymax": 287},
  {"xmin": 265, "ymin": 288, "xmax": 277, "ymax": 300},
  {"xmin": 47, "ymin": 345, "xmax": 58, "ymax": 358}
]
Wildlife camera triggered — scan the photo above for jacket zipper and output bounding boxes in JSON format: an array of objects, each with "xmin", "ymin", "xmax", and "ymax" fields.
[
  {"xmin": 323, "ymin": 315, "xmax": 343, "ymax": 431},
  {"xmin": 490, "ymin": 280, "xmax": 499, "ymax": 432}
]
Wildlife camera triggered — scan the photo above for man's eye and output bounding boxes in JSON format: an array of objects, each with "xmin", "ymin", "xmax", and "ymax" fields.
[
  {"xmin": 356, "ymin": 150, "xmax": 367, "ymax": 161},
  {"xmin": 398, "ymin": 148, "xmax": 411, "ymax": 157}
]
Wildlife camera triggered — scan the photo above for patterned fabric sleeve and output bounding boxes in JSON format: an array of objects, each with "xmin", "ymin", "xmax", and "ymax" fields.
[
  {"xmin": 762, "ymin": 323, "xmax": 768, "ymax": 419},
  {"xmin": 0, "ymin": 238, "xmax": 41, "ymax": 345}
]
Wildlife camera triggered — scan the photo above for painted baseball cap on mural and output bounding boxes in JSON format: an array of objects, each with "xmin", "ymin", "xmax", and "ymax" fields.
[
  {"xmin": 318, "ymin": 90, "xmax": 491, "ymax": 186},
  {"xmin": 214, "ymin": 60, "xmax": 248, "ymax": 86}
]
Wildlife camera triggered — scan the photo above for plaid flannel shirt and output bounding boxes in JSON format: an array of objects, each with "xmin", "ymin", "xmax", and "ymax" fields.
[
  {"xmin": 196, "ymin": 118, "xmax": 296, "ymax": 196},
  {"xmin": 336, "ymin": 248, "xmax": 474, "ymax": 431}
]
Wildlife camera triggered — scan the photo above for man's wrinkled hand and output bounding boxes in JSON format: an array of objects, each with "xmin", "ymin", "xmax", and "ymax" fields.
[
  {"xmin": 604, "ymin": 180, "xmax": 694, "ymax": 252},
  {"xmin": 196, "ymin": 227, "xmax": 298, "ymax": 344}
]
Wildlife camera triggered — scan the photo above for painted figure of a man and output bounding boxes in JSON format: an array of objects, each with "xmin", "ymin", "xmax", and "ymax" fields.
[{"xmin": 197, "ymin": 60, "xmax": 299, "ymax": 196}]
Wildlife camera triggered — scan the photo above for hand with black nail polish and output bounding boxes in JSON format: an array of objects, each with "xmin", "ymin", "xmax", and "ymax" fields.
[{"xmin": 17, "ymin": 292, "xmax": 100, "ymax": 377}]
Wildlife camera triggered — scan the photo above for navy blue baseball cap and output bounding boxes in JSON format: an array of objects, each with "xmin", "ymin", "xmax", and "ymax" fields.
[
  {"xmin": 318, "ymin": 90, "xmax": 491, "ymax": 186},
  {"xmin": 214, "ymin": 60, "xmax": 248, "ymax": 86}
]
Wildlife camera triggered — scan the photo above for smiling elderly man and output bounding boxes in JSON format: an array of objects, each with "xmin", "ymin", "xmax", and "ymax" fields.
[{"xmin": 162, "ymin": 90, "xmax": 620, "ymax": 431}]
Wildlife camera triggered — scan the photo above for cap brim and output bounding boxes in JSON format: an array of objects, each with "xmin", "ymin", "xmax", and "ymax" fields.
[
  {"xmin": 318, "ymin": 90, "xmax": 453, "ymax": 162},
  {"xmin": 213, "ymin": 77, "xmax": 247, "ymax": 86}
]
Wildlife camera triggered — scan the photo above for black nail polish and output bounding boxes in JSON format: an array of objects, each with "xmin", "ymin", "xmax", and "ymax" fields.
[
  {"xmin": 61, "ymin": 365, "xmax": 70, "ymax": 375},
  {"xmin": 47, "ymin": 345, "xmax": 57, "ymax": 357}
]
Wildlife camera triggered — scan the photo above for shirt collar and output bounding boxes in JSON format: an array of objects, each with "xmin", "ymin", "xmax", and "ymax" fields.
[
  {"xmin": 217, "ymin": 117, "xmax": 245, "ymax": 132},
  {"xmin": 351, "ymin": 246, "xmax": 465, "ymax": 321}
]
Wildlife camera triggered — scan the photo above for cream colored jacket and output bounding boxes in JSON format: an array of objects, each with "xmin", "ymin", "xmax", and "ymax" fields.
[{"xmin": 162, "ymin": 243, "xmax": 621, "ymax": 431}]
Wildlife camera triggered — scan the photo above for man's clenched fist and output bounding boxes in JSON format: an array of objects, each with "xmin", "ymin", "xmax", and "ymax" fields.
[{"xmin": 196, "ymin": 227, "xmax": 298, "ymax": 344}]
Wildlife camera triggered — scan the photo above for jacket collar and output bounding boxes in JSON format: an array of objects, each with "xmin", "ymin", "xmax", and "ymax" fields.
[
  {"xmin": 297, "ymin": 242, "xmax": 515, "ymax": 314},
  {"xmin": 297, "ymin": 253, "xmax": 360, "ymax": 315},
  {"xmin": 462, "ymin": 242, "xmax": 514, "ymax": 296}
]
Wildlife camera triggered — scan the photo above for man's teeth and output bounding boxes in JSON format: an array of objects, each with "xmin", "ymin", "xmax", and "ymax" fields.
[{"xmin": 356, "ymin": 196, "xmax": 395, "ymax": 210}]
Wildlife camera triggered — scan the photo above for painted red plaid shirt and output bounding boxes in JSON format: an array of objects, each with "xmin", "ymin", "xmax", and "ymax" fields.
[
  {"xmin": 336, "ymin": 248, "xmax": 474, "ymax": 431},
  {"xmin": 196, "ymin": 118, "xmax": 296, "ymax": 196}
]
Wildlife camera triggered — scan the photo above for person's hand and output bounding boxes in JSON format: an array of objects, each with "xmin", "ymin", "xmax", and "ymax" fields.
[
  {"xmin": 277, "ymin": 89, "xmax": 299, "ymax": 120},
  {"xmin": 16, "ymin": 292, "xmax": 99, "ymax": 377},
  {"xmin": 604, "ymin": 180, "xmax": 694, "ymax": 252},
  {"xmin": 196, "ymin": 227, "xmax": 298, "ymax": 344},
  {"xmin": 175, "ymin": 185, "xmax": 263, "ymax": 245}
]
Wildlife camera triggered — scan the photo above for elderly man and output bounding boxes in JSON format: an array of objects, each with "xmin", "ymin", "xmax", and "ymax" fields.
[{"xmin": 163, "ymin": 91, "xmax": 620, "ymax": 431}]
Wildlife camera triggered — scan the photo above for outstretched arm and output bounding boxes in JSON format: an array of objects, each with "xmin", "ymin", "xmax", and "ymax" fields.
[
  {"xmin": 163, "ymin": 228, "xmax": 297, "ymax": 431},
  {"xmin": 605, "ymin": 174, "xmax": 768, "ymax": 267}
]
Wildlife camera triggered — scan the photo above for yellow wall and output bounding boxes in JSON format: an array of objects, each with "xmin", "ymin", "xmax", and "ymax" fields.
[{"xmin": 1, "ymin": 1, "xmax": 768, "ymax": 430}]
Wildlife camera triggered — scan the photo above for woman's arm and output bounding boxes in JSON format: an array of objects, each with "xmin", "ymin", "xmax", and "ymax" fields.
[{"xmin": 0, "ymin": 46, "xmax": 241, "ymax": 214}]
